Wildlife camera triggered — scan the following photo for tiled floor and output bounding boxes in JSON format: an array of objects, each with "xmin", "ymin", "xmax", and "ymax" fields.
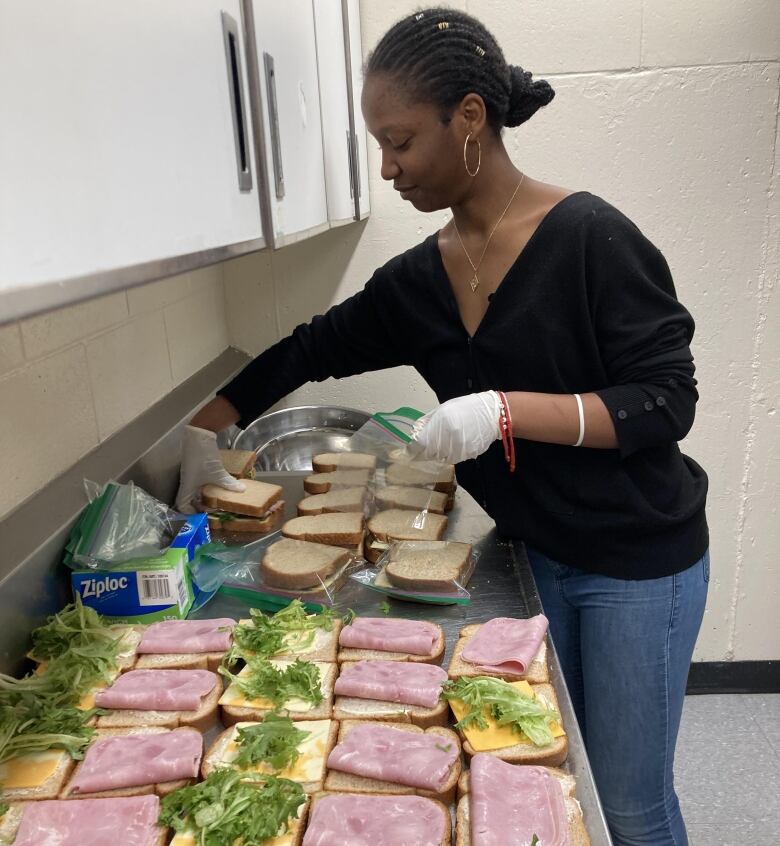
[{"xmin": 676, "ymin": 693, "xmax": 780, "ymax": 845}]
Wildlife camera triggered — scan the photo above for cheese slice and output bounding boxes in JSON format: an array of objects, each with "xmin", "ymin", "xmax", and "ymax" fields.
[
  {"xmin": 0, "ymin": 750, "xmax": 66, "ymax": 789},
  {"xmin": 237, "ymin": 621, "xmax": 332, "ymax": 659},
  {"xmin": 219, "ymin": 660, "xmax": 328, "ymax": 713},
  {"xmin": 217, "ymin": 719, "xmax": 331, "ymax": 784},
  {"xmin": 448, "ymin": 680, "xmax": 565, "ymax": 752},
  {"xmin": 170, "ymin": 816, "xmax": 302, "ymax": 846}
]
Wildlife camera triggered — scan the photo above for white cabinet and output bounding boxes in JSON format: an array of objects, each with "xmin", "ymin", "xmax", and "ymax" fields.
[
  {"xmin": 245, "ymin": 0, "xmax": 329, "ymax": 247},
  {"xmin": 0, "ymin": 0, "xmax": 263, "ymax": 312},
  {"xmin": 344, "ymin": 0, "xmax": 370, "ymax": 220}
]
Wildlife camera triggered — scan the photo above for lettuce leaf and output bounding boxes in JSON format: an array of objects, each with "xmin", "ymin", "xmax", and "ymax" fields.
[
  {"xmin": 234, "ymin": 714, "xmax": 310, "ymax": 771},
  {"xmin": 220, "ymin": 658, "xmax": 323, "ymax": 710}
]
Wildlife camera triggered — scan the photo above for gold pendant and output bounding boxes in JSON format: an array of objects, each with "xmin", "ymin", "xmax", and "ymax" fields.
[{"xmin": 470, "ymin": 275, "xmax": 479, "ymax": 293}]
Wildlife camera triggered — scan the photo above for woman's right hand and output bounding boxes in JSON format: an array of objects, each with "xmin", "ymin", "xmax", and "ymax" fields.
[{"xmin": 174, "ymin": 425, "xmax": 245, "ymax": 514}]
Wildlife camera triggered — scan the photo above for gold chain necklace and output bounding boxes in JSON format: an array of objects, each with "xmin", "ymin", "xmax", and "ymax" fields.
[{"xmin": 453, "ymin": 173, "xmax": 525, "ymax": 293}]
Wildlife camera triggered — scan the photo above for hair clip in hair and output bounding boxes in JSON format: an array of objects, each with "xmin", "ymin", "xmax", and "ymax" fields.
[
  {"xmin": 414, "ymin": 12, "xmax": 424, "ymax": 21},
  {"xmin": 475, "ymin": 45, "xmax": 486, "ymax": 57},
  {"xmin": 437, "ymin": 21, "xmax": 449, "ymax": 30}
]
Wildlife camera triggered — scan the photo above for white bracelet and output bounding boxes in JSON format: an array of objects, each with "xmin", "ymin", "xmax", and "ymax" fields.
[{"xmin": 573, "ymin": 393, "xmax": 585, "ymax": 447}]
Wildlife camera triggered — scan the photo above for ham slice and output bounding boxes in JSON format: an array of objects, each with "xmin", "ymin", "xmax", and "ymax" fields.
[
  {"xmin": 461, "ymin": 615, "xmax": 548, "ymax": 676},
  {"xmin": 94, "ymin": 669, "xmax": 217, "ymax": 711},
  {"xmin": 69, "ymin": 729, "xmax": 202, "ymax": 794},
  {"xmin": 333, "ymin": 661, "xmax": 446, "ymax": 709},
  {"xmin": 13, "ymin": 796, "xmax": 161, "ymax": 846},
  {"xmin": 338, "ymin": 617, "xmax": 439, "ymax": 656},
  {"xmin": 302, "ymin": 794, "xmax": 445, "ymax": 846},
  {"xmin": 470, "ymin": 754, "xmax": 570, "ymax": 846},
  {"xmin": 137, "ymin": 618, "xmax": 234, "ymax": 654},
  {"xmin": 327, "ymin": 723, "xmax": 458, "ymax": 791}
]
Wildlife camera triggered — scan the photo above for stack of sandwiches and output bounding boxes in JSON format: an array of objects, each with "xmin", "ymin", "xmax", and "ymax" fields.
[
  {"xmin": 0, "ymin": 600, "xmax": 590, "ymax": 845},
  {"xmin": 201, "ymin": 477, "xmax": 285, "ymax": 535}
]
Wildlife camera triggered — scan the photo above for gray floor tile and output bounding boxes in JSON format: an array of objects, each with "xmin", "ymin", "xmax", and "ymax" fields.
[
  {"xmin": 687, "ymin": 819, "xmax": 780, "ymax": 846},
  {"xmin": 741, "ymin": 694, "xmax": 780, "ymax": 753},
  {"xmin": 677, "ymin": 693, "xmax": 756, "ymax": 745}
]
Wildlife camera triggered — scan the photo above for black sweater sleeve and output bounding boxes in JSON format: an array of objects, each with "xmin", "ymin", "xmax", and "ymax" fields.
[
  {"xmin": 586, "ymin": 204, "xmax": 699, "ymax": 458},
  {"xmin": 218, "ymin": 263, "xmax": 410, "ymax": 428}
]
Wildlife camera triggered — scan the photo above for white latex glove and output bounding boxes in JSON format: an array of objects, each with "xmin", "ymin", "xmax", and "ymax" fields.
[
  {"xmin": 175, "ymin": 425, "xmax": 245, "ymax": 514},
  {"xmin": 412, "ymin": 391, "xmax": 502, "ymax": 463}
]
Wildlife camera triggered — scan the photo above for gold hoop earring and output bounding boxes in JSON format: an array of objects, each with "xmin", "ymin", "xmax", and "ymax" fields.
[{"xmin": 463, "ymin": 132, "xmax": 481, "ymax": 177}]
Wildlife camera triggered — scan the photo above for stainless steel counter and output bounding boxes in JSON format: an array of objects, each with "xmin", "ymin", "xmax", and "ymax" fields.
[{"xmin": 197, "ymin": 472, "xmax": 614, "ymax": 845}]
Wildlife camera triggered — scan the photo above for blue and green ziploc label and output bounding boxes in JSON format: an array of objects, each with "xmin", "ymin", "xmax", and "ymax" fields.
[{"xmin": 365, "ymin": 407, "xmax": 424, "ymax": 444}]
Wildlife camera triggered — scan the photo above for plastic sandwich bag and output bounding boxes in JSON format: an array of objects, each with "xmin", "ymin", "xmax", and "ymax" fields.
[
  {"xmin": 350, "ymin": 540, "xmax": 478, "ymax": 605},
  {"xmin": 63, "ymin": 480, "xmax": 175, "ymax": 570}
]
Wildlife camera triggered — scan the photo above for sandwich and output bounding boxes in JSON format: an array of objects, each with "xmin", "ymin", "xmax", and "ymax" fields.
[
  {"xmin": 442, "ymin": 676, "xmax": 567, "ymax": 766},
  {"xmin": 456, "ymin": 754, "xmax": 591, "ymax": 846},
  {"xmin": 134, "ymin": 617, "xmax": 236, "ymax": 672},
  {"xmin": 201, "ymin": 479, "xmax": 284, "ymax": 534},
  {"xmin": 447, "ymin": 615, "xmax": 549, "ymax": 684},
  {"xmin": 60, "ymin": 726, "xmax": 203, "ymax": 798},
  {"xmin": 1, "ymin": 796, "xmax": 168, "ymax": 846},
  {"xmin": 312, "ymin": 452, "xmax": 377, "ymax": 473},
  {"xmin": 219, "ymin": 448, "xmax": 256, "ymax": 479},
  {"xmin": 364, "ymin": 509, "xmax": 448, "ymax": 564},
  {"xmin": 297, "ymin": 486, "xmax": 367, "ymax": 516},
  {"xmin": 219, "ymin": 657, "xmax": 337, "ymax": 726},
  {"xmin": 303, "ymin": 470, "xmax": 372, "ymax": 494},
  {"xmin": 324, "ymin": 720, "xmax": 461, "ymax": 805},
  {"xmin": 302, "ymin": 792, "xmax": 450, "ymax": 846},
  {"xmin": 281, "ymin": 513, "xmax": 364, "ymax": 551},
  {"xmin": 202, "ymin": 714, "xmax": 338, "ymax": 793},
  {"xmin": 260, "ymin": 538, "xmax": 351, "ymax": 593},
  {"xmin": 162, "ymin": 769, "xmax": 308, "ymax": 846},
  {"xmin": 229, "ymin": 601, "xmax": 342, "ymax": 664},
  {"xmin": 332, "ymin": 660, "xmax": 449, "ymax": 728},
  {"xmin": 383, "ymin": 541, "xmax": 473, "ymax": 592},
  {"xmin": 374, "ymin": 485, "xmax": 451, "ymax": 514},
  {"xmin": 337, "ymin": 617, "xmax": 445, "ymax": 664},
  {"xmin": 384, "ymin": 461, "xmax": 457, "ymax": 494},
  {"xmin": 92, "ymin": 668, "xmax": 221, "ymax": 731}
]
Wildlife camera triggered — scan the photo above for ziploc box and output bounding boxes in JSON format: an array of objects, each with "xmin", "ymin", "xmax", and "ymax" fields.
[{"xmin": 71, "ymin": 512, "xmax": 210, "ymax": 623}]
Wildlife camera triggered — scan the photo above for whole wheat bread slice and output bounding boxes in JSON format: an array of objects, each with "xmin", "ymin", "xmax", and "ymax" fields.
[
  {"xmin": 384, "ymin": 541, "xmax": 473, "ymax": 591},
  {"xmin": 218, "ymin": 449, "xmax": 256, "ymax": 479},
  {"xmin": 374, "ymin": 486, "xmax": 450, "ymax": 514},
  {"xmin": 367, "ymin": 510, "xmax": 448, "ymax": 542},
  {"xmin": 60, "ymin": 727, "xmax": 199, "ymax": 799},
  {"xmin": 234, "ymin": 618, "xmax": 343, "ymax": 663},
  {"xmin": 337, "ymin": 622, "xmax": 446, "ymax": 665},
  {"xmin": 260, "ymin": 539, "xmax": 351, "ymax": 590},
  {"xmin": 324, "ymin": 720, "xmax": 461, "ymax": 805},
  {"xmin": 282, "ymin": 513, "xmax": 364, "ymax": 548},
  {"xmin": 201, "ymin": 479, "xmax": 282, "ymax": 517},
  {"xmin": 457, "ymin": 682, "xmax": 568, "ymax": 766},
  {"xmin": 297, "ymin": 487, "xmax": 367, "ymax": 516},
  {"xmin": 312, "ymin": 453, "xmax": 377, "ymax": 473},
  {"xmin": 303, "ymin": 470, "xmax": 372, "ymax": 494},
  {"xmin": 385, "ymin": 462, "xmax": 456, "ymax": 493},
  {"xmin": 95, "ymin": 672, "xmax": 222, "ymax": 732},
  {"xmin": 202, "ymin": 718, "xmax": 339, "ymax": 793},
  {"xmin": 207, "ymin": 505, "xmax": 284, "ymax": 534},
  {"xmin": 447, "ymin": 624, "xmax": 549, "ymax": 684},
  {"xmin": 0, "ymin": 752, "xmax": 76, "ymax": 803}
]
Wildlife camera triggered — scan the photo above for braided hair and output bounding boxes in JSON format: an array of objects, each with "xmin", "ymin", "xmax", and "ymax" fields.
[{"xmin": 366, "ymin": 8, "xmax": 554, "ymax": 132}]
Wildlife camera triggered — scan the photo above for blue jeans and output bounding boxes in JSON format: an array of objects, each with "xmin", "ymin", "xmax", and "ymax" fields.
[{"xmin": 527, "ymin": 546, "xmax": 709, "ymax": 846}]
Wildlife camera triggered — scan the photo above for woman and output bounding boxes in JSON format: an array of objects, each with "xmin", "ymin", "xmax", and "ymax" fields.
[{"xmin": 177, "ymin": 9, "xmax": 708, "ymax": 845}]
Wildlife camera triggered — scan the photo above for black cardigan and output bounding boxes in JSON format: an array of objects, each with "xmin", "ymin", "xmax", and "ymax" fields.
[{"xmin": 220, "ymin": 192, "xmax": 708, "ymax": 579}]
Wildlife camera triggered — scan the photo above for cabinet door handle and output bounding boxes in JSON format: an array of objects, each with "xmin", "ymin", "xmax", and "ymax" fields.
[
  {"xmin": 263, "ymin": 52, "xmax": 285, "ymax": 199},
  {"xmin": 354, "ymin": 133, "xmax": 361, "ymax": 199},
  {"xmin": 221, "ymin": 11, "xmax": 252, "ymax": 192},
  {"xmin": 346, "ymin": 130, "xmax": 354, "ymax": 199}
]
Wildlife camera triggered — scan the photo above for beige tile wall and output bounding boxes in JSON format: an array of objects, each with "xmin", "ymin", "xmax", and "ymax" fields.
[{"xmin": 0, "ymin": 265, "xmax": 229, "ymax": 519}]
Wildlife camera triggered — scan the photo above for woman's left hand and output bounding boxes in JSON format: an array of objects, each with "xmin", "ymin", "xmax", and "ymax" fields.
[{"xmin": 412, "ymin": 391, "xmax": 502, "ymax": 463}]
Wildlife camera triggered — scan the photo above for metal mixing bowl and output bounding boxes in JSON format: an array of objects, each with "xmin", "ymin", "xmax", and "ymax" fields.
[{"xmin": 229, "ymin": 405, "xmax": 371, "ymax": 472}]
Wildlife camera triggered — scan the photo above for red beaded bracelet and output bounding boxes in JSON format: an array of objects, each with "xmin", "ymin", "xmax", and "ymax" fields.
[{"xmin": 496, "ymin": 390, "xmax": 516, "ymax": 472}]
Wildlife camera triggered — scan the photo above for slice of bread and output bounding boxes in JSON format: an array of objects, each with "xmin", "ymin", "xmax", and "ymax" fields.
[
  {"xmin": 202, "ymin": 718, "xmax": 338, "ymax": 793},
  {"xmin": 134, "ymin": 652, "xmax": 222, "ymax": 673},
  {"xmin": 374, "ymin": 486, "xmax": 450, "ymax": 514},
  {"xmin": 336, "ymin": 622, "xmax": 446, "ymax": 665},
  {"xmin": 384, "ymin": 541, "xmax": 473, "ymax": 591},
  {"xmin": 312, "ymin": 453, "xmax": 377, "ymax": 473},
  {"xmin": 447, "ymin": 624, "xmax": 549, "ymax": 685},
  {"xmin": 95, "ymin": 673, "xmax": 222, "ymax": 732},
  {"xmin": 281, "ymin": 513, "xmax": 364, "ymax": 549},
  {"xmin": 260, "ymin": 539, "xmax": 351, "ymax": 591},
  {"xmin": 60, "ymin": 727, "xmax": 197, "ymax": 799},
  {"xmin": 367, "ymin": 510, "xmax": 448, "ymax": 543},
  {"xmin": 170, "ymin": 804, "xmax": 308, "ymax": 846},
  {"xmin": 0, "ymin": 751, "xmax": 76, "ymax": 803},
  {"xmin": 234, "ymin": 618, "xmax": 343, "ymax": 664},
  {"xmin": 385, "ymin": 462, "xmax": 456, "ymax": 493},
  {"xmin": 201, "ymin": 479, "xmax": 282, "ymax": 517},
  {"xmin": 297, "ymin": 487, "xmax": 367, "ymax": 517},
  {"xmin": 303, "ymin": 470, "xmax": 372, "ymax": 494},
  {"xmin": 324, "ymin": 721, "xmax": 461, "ymax": 805},
  {"xmin": 218, "ymin": 448, "xmax": 256, "ymax": 479},
  {"xmin": 458, "ymin": 683, "xmax": 568, "ymax": 766},
  {"xmin": 455, "ymin": 768, "xmax": 590, "ymax": 846},
  {"xmin": 220, "ymin": 662, "xmax": 337, "ymax": 726},
  {"xmin": 307, "ymin": 791, "xmax": 451, "ymax": 845},
  {"xmin": 207, "ymin": 504, "xmax": 284, "ymax": 535}
]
